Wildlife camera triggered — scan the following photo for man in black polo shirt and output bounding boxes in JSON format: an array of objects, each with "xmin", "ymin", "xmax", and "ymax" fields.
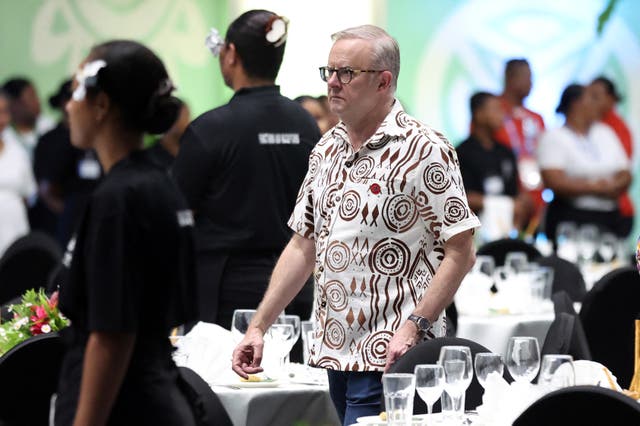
[
  {"xmin": 457, "ymin": 91, "xmax": 530, "ymax": 236},
  {"xmin": 172, "ymin": 10, "xmax": 320, "ymax": 329}
]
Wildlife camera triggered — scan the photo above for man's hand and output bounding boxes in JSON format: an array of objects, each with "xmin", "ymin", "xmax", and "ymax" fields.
[
  {"xmin": 231, "ymin": 326, "xmax": 265, "ymax": 379},
  {"xmin": 384, "ymin": 321, "xmax": 421, "ymax": 373}
]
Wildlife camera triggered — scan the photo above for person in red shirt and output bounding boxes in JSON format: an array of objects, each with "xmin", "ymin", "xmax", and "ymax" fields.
[
  {"xmin": 494, "ymin": 59, "xmax": 545, "ymax": 233},
  {"xmin": 591, "ymin": 76, "xmax": 634, "ymax": 236}
]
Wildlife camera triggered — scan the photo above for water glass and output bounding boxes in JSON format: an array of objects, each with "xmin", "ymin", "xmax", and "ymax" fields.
[
  {"xmin": 382, "ymin": 373, "xmax": 416, "ymax": 426},
  {"xmin": 539, "ymin": 354, "xmax": 575, "ymax": 390},
  {"xmin": 263, "ymin": 323, "xmax": 295, "ymax": 378},
  {"xmin": 474, "ymin": 353, "xmax": 504, "ymax": 389},
  {"xmin": 438, "ymin": 346, "xmax": 472, "ymax": 419},
  {"xmin": 230, "ymin": 309, "xmax": 256, "ymax": 342},
  {"xmin": 473, "ymin": 255, "xmax": 496, "ymax": 277},
  {"xmin": 414, "ymin": 364, "xmax": 444, "ymax": 416},
  {"xmin": 505, "ymin": 251, "xmax": 528, "ymax": 273},
  {"xmin": 577, "ymin": 224, "xmax": 599, "ymax": 264},
  {"xmin": 598, "ymin": 233, "xmax": 618, "ymax": 263},
  {"xmin": 505, "ymin": 337, "xmax": 540, "ymax": 383},
  {"xmin": 300, "ymin": 320, "xmax": 315, "ymax": 365},
  {"xmin": 275, "ymin": 314, "xmax": 301, "ymax": 366}
]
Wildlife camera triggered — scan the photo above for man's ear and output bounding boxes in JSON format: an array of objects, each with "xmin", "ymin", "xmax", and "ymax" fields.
[
  {"xmin": 93, "ymin": 91, "xmax": 111, "ymax": 123},
  {"xmin": 378, "ymin": 70, "xmax": 393, "ymax": 91},
  {"xmin": 226, "ymin": 42, "xmax": 239, "ymax": 66}
]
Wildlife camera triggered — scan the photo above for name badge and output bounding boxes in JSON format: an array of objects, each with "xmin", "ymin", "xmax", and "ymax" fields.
[{"xmin": 78, "ymin": 157, "xmax": 101, "ymax": 179}]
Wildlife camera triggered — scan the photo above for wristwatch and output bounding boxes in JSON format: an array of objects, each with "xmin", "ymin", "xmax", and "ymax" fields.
[{"xmin": 408, "ymin": 314, "xmax": 432, "ymax": 335}]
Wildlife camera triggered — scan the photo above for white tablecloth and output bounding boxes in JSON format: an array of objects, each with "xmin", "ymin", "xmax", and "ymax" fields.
[
  {"xmin": 456, "ymin": 312, "xmax": 555, "ymax": 355},
  {"xmin": 212, "ymin": 383, "xmax": 340, "ymax": 426}
]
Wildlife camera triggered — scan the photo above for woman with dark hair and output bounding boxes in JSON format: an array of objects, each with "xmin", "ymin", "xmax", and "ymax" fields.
[
  {"xmin": 537, "ymin": 83, "xmax": 631, "ymax": 241},
  {"xmin": 55, "ymin": 40, "xmax": 198, "ymax": 426},
  {"xmin": 173, "ymin": 10, "xmax": 320, "ymax": 329}
]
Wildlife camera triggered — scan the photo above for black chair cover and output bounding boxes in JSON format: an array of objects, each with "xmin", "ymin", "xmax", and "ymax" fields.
[
  {"xmin": 541, "ymin": 312, "xmax": 591, "ymax": 361},
  {"xmin": 551, "ymin": 291, "xmax": 577, "ymax": 316},
  {"xmin": 177, "ymin": 366, "xmax": 232, "ymax": 426},
  {"xmin": 476, "ymin": 239, "xmax": 541, "ymax": 267},
  {"xmin": 536, "ymin": 255, "xmax": 587, "ymax": 302}
]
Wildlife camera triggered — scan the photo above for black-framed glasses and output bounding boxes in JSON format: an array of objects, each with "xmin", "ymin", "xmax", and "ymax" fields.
[{"xmin": 319, "ymin": 66, "xmax": 383, "ymax": 84}]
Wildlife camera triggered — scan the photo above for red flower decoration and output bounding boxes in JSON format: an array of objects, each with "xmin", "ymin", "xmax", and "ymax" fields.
[{"xmin": 370, "ymin": 183, "xmax": 381, "ymax": 194}]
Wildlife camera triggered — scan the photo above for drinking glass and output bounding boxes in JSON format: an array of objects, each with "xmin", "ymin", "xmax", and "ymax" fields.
[
  {"xmin": 438, "ymin": 346, "xmax": 473, "ymax": 419},
  {"xmin": 505, "ymin": 337, "xmax": 540, "ymax": 383},
  {"xmin": 300, "ymin": 320, "xmax": 315, "ymax": 365},
  {"xmin": 539, "ymin": 354, "xmax": 575, "ymax": 390},
  {"xmin": 473, "ymin": 255, "xmax": 496, "ymax": 277},
  {"xmin": 382, "ymin": 373, "xmax": 416, "ymax": 426},
  {"xmin": 474, "ymin": 353, "xmax": 504, "ymax": 389},
  {"xmin": 504, "ymin": 251, "xmax": 528, "ymax": 273},
  {"xmin": 263, "ymin": 323, "xmax": 295, "ymax": 377},
  {"xmin": 492, "ymin": 266, "xmax": 512, "ymax": 292},
  {"xmin": 598, "ymin": 233, "xmax": 618, "ymax": 263},
  {"xmin": 556, "ymin": 222, "xmax": 578, "ymax": 262},
  {"xmin": 275, "ymin": 314, "xmax": 301, "ymax": 367},
  {"xmin": 414, "ymin": 364, "xmax": 444, "ymax": 416},
  {"xmin": 577, "ymin": 224, "xmax": 599, "ymax": 264},
  {"xmin": 230, "ymin": 309, "xmax": 256, "ymax": 342}
]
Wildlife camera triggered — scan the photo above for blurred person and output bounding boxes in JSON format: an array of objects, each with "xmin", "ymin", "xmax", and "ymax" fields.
[
  {"xmin": 294, "ymin": 95, "xmax": 327, "ymax": 134},
  {"xmin": 318, "ymin": 94, "xmax": 339, "ymax": 130},
  {"xmin": 55, "ymin": 40, "xmax": 198, "ymax": 426},
  {"xmin": 232, "ymin": 25, "xmax": 478, "ymax": 425},
  {"xmin": 538, "ymin": 83, "xmax": 631, "ymax": 242},
  {"xmin": 147, "ymin": 98, "xmax": 190, "ymax": 169},
  {"xmin": 590, "ymin": 76, "xmax": 634, "ymax": 236},
  {"xmin": 0, "ymin": 90, "xmax": 37, "ymax": 256},
  {"xmin": 457, "ymin": 92, "xmax": 531, "ymax": 239},
  {"xmin": 494, "ymin": 59, "xmax": 545, "ymax": 229},
  {"xmin": 1, "ymin": 77, "xmax": 55, "ymax": 158},
  {"xmin": 172, "ymin": 10, "xmax": 320, "ymax": 329},
  {"xmin": 32, "ymin": 79, "xmax": 103, "ymax": 247}
]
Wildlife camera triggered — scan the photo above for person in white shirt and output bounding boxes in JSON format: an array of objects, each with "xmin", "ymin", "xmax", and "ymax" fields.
[
  {"xmin": 0, "ymin": 90, "xmax": 37, "ymax": 256},
  {"xmin": 537, "ymin": 83, "xmax": 631, "ymax": 242}
]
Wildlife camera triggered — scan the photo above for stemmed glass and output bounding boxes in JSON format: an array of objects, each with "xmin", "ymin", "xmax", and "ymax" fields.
[
  {"xmin": 556, "ymin": 222, "xmax": 578, "ymax": 262},
  {"xmin": 438, "ymin": 346, "xmax": 473, "ymax": 419},
  {"xmin": 539, "ymin": 354, "xmax": 575, "ymax": 390},
  {"xmin": 474, "ymin": 255, "xmax": 496, "ymax": 277},
  {"xmin": 275, "ymin": 314, "xmax": 301, "ymax": 367},
  {"xmin": 598, "ymin": 233, "xmax": 618, "ymax": 263},
  {"xmin": 577, "ymin": 224, "xmax": 599, "ymax": 264},
  {"xmin": 230, "ymin": 309, "xmax": 256, "ymax": 343},
  {"xmin": 414, "ymin": 364, "xmax": 444, "ymax": 417},
  {"xmin": 505, "ymin": 337, "xmax": 540, "ymax": 384},
  {"xmin": 504, "ymin": 252, "xmax": 528, "ymax": 273},
  {"xmin": 263, "ymin": 323, "xmax": 295, "ymax": 378},
  {"xmin": 474, "ymin": 353, "xmax": 504, "ymax": 389}
]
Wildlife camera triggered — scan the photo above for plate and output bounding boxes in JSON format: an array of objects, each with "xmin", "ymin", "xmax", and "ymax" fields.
[
  {"xmin": 356, "ymin": 414, "xmax": 428, "ymax": 425},
  {"xmin": 230, "ymin": 379, "xmax": 280, "ymax": 388}
]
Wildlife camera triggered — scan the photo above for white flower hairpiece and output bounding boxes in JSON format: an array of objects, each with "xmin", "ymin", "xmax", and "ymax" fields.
[
  {"xmin": 205, "ymin": 27, "xmax": 224, "ymax": 57},
  {"xmin": 72, "ymin": 59, "xmax": 107, "ymax": 101},
  {"xmin": 265, "ymin": 17, "xmax": 288, "ymax": 47}
]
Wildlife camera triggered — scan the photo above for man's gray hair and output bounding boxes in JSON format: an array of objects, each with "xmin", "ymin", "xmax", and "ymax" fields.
[{"xmin": 331, "ymin": 25, "xmax": 400, "ymax": 91}]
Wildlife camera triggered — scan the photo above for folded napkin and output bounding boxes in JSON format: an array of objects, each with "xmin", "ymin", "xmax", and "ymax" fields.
[
  {"xmin": 476, "ymin": 374, "xmax": 547, "ymax": 426},
  {"xmin": 573, "ymin": 360, "xmax": 622, "ymax": 390}
]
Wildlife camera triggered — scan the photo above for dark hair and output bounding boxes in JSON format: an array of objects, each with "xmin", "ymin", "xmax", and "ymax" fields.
[
  {"xmin": 294, "ymin": 95, "xmax": 317, "ymax": 104},
  {"xmin": 86, "ymin": 40, "xmax": 180, "ymax": 134},
  {"xmin": 505, "ymin": 58, "xmax": 530, "ymax": 79},
  {"xmin": 592, "ymin": 76, "xmax": 622, "ymax": 102},
  {"xmin": 469, "ymin": 91, "xmax": 496, "ymax": 118},
  {"xmin": 556, "ymin": 84, "xmax": 585, "ymax": 115},
  {"xmin": 1, "ymin": 77, "xmax": 33, "ymax": 100},
  {"xmin": 49, "ymin": 79, "xmax": 73, "ymax": 110},
  {"xmin": 226, "ymin": 10, "xmax": 286, "ymax": 81}
]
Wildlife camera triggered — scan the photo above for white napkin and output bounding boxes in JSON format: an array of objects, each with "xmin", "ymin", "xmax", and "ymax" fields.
[
  {"xmin": 573, "ymin": 360, "xmax": 622, "ymax": 390},
  {"xmin": 476, "ymin": 374, "xmax": 547, "ymax": 426},
  {"xmin": 455, "ymin": 271, "xmax": 493, "ymax": 315}
]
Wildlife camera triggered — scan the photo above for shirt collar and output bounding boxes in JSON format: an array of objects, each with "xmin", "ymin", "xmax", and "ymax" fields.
[{"xmin": 232, "ymin": 85, "xmax": 280, "ymax": 99}]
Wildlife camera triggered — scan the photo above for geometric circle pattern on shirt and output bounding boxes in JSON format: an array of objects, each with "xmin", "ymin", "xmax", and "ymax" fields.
[
  {"xmin": 307, "ymin": 151, "xmax": 322, "ymax": 176},
  {"xmin": 349, "ymin": 156, "xmax": 375, "ymax": 182},
  {"xmin": 361, "ymin": 330, "xmax": 393, "ymax": 368},
  {"xmin": 443, "ymin": 196, "xmax": 469, "ymax": 225},
  {"xmin": 323, "ymin": 318, "xmax": 346, "ymax": 350},
  {"xmin": 319, "ymin": 182, "xmax": 341, "ymax": 218},
  {"xmin": 423, "ymin": 163, "xmax": 451, "ymax": 194},
  {"xmin": 325, "ymin": 280, "xmax": 348, "ymax": 311},
  {"xmin": 339, "ymin": 190, "xmax": 361, "ymax": 221},
  {"xmin": 315, "ymin": 356, "xmax": 341, "ymax": 370},
  {"xmin": 369, "ymin": 237, "xmax": 410, "ymax": 276},
  {"xmin": 382, "ymin": 194, "xmax": 418, "ymax": 233},
  {"xmin": 394, "ymin": 111, "xmax": 420, "ymax": 129},
  {"xmin": 326, "ymin": 240, "xmax": 351, "ymax": 272}
]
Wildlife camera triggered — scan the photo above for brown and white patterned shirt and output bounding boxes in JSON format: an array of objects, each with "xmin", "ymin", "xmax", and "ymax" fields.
[{"xmin": 288, "ymin": 100, "xmax": 480, "ymax": 371}]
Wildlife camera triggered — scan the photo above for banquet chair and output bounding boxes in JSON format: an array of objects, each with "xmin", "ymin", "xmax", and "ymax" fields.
[
  {"xmin": 541, "ymin": 312, "xmax": 591, "ymax": 361},
  {"xmin": 386, "ymin": 337, "xmax": 506, "ymax": 414},
  {"xmin": 178, "ymin": 366, "xmax": 233, "ymax": 426},
  {"xmin": 476, "ymin": 238, "xmax": 541, "ymax": 267},
  {"xmin": 513, "ymin": 385, "xmax": 640, "ymax": 425},
  {"xmin": 580, "ymin": 266, "xmax": 640, "ymax": 388},
  {"xmin": 536, "ymin": 255, "xmax": 587, "ymax": 302},
  {"xmin": 0, "ymin": 231, "xmax": 62, "ymax": 305},
  {"xmin": 0, "ymin": 333, "xmax": 65, "ymax": 426},
  {"xmin": 551, "ymin": 291, "xmax": 577, "ymax": 316}
]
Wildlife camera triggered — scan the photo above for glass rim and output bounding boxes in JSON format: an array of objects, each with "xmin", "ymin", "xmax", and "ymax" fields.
[{"xmin": 382, "ymin": 373, "xmax": 415, "ymax": 378}]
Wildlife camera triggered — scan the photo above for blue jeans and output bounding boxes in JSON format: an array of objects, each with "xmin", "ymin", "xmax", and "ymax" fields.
[{"xmin": 326, "ymin": 370, "xmax": 383, "ymax": 426}]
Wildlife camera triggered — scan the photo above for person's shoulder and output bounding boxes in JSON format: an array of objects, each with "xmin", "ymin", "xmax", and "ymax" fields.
[
  {"xmin": 189, "ymin": 104, "xmax": 233, "ymax": 131},
  {"xmin": 523, "ymin": 107, "xmax": 545, "ymax": 123}
]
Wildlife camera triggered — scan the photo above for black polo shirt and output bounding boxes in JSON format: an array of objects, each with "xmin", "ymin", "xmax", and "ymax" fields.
[
  {"xmin": 456, "ymin": 135, "xmax": 519, "ymax": 197},
  {"xmin": 172, "ymin": 85, "xmax": 320, "ymax": 253}
]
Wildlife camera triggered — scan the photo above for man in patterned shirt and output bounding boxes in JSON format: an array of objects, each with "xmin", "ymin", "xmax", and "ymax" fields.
[{"xmin": 232, "ymin": 25, "xmax": 479, "ymax": 425}]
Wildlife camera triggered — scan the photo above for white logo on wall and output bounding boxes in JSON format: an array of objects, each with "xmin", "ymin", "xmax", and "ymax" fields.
[
  {"xmin": 31, "ymin": 0, "xmax": 210, "ymax": 77},
  {"xmin": 415, "ymin": 0, "xmax": 640, "ymax": 152}
]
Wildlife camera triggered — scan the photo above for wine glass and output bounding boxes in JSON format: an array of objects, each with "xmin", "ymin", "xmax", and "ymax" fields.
[
  {"xmin": 556, "ymin": 222, "xmax": 578, "ymax": 262},
  {"xmin": 539, "ymin": 354, "xmax": 575, "ymax": 390},
  {"xmin": 438, "ymin": 346, "xmax": 473, "ymax": 419},
  {"xmin": 492, "ymin": 266, "xmax": 512, "ymax": 292},
  {"xmin": 275, "ymin": 314, "xmax": 301, "ymax": 368},
  {"xmin": 598, "ymin": 233, "xmax": 618, "ymax": 263},
  {"xmin": 474, "ymin": 353, "xmax": 504, "ymax": 389},
  {"xmin": 473, "ymin": 255, "xmax": 496, "ymax": 277},
  {"xmin": 577, "ymin": 224, "xmax": 599, "ymax": 264},
  {"xmin": 263, "ymin": 323, "xmax": 295, "ymax": 378},
  {"xmin": 505, "ymin": 252, "xmax": 528, "ymax": 273},
  {"xmin": 414, "ymin": 364, "xmax": 444, "ymax": 417},
  {"xmin": 230, "ymin": 309, "xmax": 256, "ymax": 343},
  {"xmin": 505, "ymin": 337, "xmax": 540, "ymax": 384}
]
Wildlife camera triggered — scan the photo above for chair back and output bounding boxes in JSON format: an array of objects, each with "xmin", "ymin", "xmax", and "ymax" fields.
[
  {"xmin": 0, "ymin": 232, "xmax": 62, "ymax": 305},
  {"xmin": 0, "ymin": 333, "xmax": 65, "ymax": 426},
  {"xmin": 513, "ymin": 385, "xmax": 640, "ymax": 425},
  {"xmin": 541, "ymin": 312, "xmax": 591, "ymax": 361},
  {"xmin": 580, "ymin": 266, "xmax": 640, "ymax": 388},
  {"xmin": 536, "ymin": 255, "xmax": 587, "ymax": 302},
  {"xmin": 551, "ymin": 291, "xmax": 577, "ymax": 316},
  {"xmin": 387, "ymin": 337, "xmax": 503, "ymax": 413},
  {"xmin": 477, "ymin": 239, "xmax": 541, "ymax": 267},
  {"xmin": 177, "ymin": 366, "xmax": 232, "ymax": 426}
]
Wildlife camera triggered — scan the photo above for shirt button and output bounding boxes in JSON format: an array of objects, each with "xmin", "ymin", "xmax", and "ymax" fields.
[
  {"xmin": 345, "ymin": 161, "xmax": 352, "ymax": 168},
  {"xmin": 320, "ymin": 301, "xmax": 327, "ymax": 308},
  {"xmin": 318, "ymin": 266, "xmax": 324, "ymax": 272}
]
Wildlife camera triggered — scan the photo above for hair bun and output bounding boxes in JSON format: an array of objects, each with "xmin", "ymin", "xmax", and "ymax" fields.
[{"xmin": 143, "ymin": 95, "xmax": 181, "ymax": 134}]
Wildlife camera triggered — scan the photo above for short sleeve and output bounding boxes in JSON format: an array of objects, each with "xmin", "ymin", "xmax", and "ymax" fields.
[
  {"xmin": 537, "ymin": 129, "xmax": 566, "ymax": 170},
  {"xmin": 288, "ymin": 150, "xmax": 319, "ymax": 240},
  {"xmin": 413, "ymin": 135, "xmax": 480, "ymax": 242},
  {"xmin": 598, "ymin": 124, "xmax": 630, "ymax": 170}
]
